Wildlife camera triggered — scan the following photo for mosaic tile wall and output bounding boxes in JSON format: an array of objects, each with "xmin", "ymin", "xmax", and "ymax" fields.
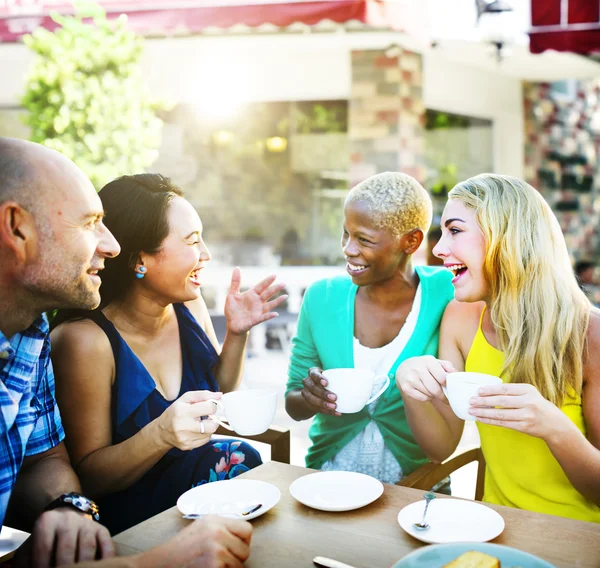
[
  {"xmin": 349, "ymin": 48, "xmax": 425, "ymax": 188},
  {"xmin": 523, "ymin": 80, "xmax": 600, "ymax": 263}
]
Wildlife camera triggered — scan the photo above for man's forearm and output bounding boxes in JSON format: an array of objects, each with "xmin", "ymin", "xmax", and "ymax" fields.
[{"xmin": 10, "ymin": 449, "xmax": 82, "ymax": 526}]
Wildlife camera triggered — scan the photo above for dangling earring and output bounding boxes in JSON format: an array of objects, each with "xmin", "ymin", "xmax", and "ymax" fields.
[{"xmin": 135, "ymin": 266, "xmax": 147, "ymax": 279}]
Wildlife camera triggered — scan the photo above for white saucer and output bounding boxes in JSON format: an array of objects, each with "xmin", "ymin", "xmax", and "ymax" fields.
[
  {"xmin": 0, "ymin": 526, "xmax": 29, "ymax": 563},
  {"xmin": 177, "ymin": 479, "xmax": 280, "ymax": 520},
  {"xmin": 289, "ymin": 471, "xmax": 384, "ymax": 512},
  {"xmin": 397, "ymin": 497, "xmax": 505, "ymax": 544}
]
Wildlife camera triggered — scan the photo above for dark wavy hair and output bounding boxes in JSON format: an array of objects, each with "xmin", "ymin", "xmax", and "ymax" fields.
[{"xmin": 52, "ymin": 173, "xmax": 183, "ymax": 327}]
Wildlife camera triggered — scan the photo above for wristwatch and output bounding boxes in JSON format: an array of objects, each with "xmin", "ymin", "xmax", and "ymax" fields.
[{"xmin": 45, "ymin": 492, "xmax": 101, "ymax": 522}]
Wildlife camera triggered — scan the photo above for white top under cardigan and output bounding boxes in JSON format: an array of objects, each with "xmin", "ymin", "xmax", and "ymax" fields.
[{"xmin": 320, "ymin": 285, "xmax": 422, "ymax": 483}]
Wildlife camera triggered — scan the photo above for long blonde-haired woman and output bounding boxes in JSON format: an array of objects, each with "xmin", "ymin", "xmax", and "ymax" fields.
[{"xmin": 395, "ymin": 173, "xmax": 600, "ymax": 522}]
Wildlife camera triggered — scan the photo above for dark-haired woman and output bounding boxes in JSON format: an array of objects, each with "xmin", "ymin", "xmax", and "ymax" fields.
[{"xmin": 50, "ymin": 174, "xmax": 286, "ymax": 534}]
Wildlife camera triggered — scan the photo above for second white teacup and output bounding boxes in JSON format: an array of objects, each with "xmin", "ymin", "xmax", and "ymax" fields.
[
  {"xmin": 443, "ymin": 372, "xmax": 503, "ymax": 421},
  {"xmin": 323, "ymin": 368, "xmax": 390, "ymax": 414},
  {"xmin": 208, "ymin": 388, "xmax": 277, "ymax": 436}
]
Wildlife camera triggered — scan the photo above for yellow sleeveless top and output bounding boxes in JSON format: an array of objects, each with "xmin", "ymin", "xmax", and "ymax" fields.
[{"xmin": 465, "ymin": 309, "xmax": 600, "ymax": 522}]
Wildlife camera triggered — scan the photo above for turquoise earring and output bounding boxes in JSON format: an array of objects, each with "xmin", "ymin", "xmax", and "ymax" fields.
[{"xmin": 135, "ymin": 266, "xmax": 147, "ymax": 279}]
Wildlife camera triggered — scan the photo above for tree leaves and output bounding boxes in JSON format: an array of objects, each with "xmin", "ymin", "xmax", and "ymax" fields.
[{"xmin": 21, "ymin": 1, "xmax": 163, "ymax": 189}]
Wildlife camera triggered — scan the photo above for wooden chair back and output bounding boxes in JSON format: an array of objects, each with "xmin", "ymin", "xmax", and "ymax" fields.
[
  {"xmin": 398, "ymin": 445, "xmax": 486, "ymax": 500},
  {"xmin": 215, "ymin": 424, "xmax": 291, "ymax": 464}
]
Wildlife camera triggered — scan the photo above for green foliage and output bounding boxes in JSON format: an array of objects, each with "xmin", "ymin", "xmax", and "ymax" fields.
[
  {"xmin": 295, "ymin": 102, "xmax": 347, "ymax": 134},
  {"xmin": 21, "ymin": 0, "xmax": 163, "ymax": 189},
  {"xmin": 430, "ymin": 163, "xmax": 458, "ymax": 196},
  {"xmin": 425, "ymin": 110, "xmax": 470, "ymax": 130}
]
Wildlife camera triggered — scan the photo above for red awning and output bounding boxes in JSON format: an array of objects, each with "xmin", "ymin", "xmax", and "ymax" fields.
[
  {"xmin": 0, "ymin": 0, "xmax": 406, "ymax": 43},
  {"xmin": 529, "ymin": 0, "xmax": 600, "ymax": 54}
]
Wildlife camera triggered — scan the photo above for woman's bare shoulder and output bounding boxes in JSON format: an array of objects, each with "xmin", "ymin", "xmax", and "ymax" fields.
[
  {"xmin": 577, "ymin": 306, "xmax": 600, "ymax": 391},
  {"xmin": 441, "ymin": 300, "xmax": 484, "ymax": 348},
  {"xmin": 184, "ymin": 295, "xmax": 216, "ymax": 334},
  {"xmin": 51, "ymin": 318, "xmax": 113, "ymax": 363},
  {"xmin": 184, "ymin": 295, "xmax": 209, "ymax": 320},
  {"xmin": 585, "ymin": 307, "xmax": 600, "ymax": 365},
  {"xmin": 442, "ymin": 300, "xmax": 484, "ymax": 324},
  {"xmin": 587, "ymin": 306, "xmax": 600, "ymax": 333}
]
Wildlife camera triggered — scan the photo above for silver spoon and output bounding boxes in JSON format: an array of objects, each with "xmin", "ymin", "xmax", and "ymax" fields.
[{"xmin": 413, "ymin": 492, "xmax": 436, "ymax": 531}]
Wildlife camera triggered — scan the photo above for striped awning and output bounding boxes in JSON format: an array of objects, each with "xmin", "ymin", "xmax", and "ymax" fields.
[
  {"xmin": 529, "ymin": 0, "xmax": 600, "ymax": 54},
  {"xmin": 0, "ymin": 0, "xmax": 408, "ymax": 42}
]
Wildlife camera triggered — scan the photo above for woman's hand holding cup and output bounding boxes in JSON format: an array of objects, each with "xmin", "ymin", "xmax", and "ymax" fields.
[
  {"xmin": 395, "ymin": 356, "xmax": 457, "ymax": 403},
  {"xmin": 156, "ymin": 390, "xmax": 222, "ymax": 451},
  {"xmin": 301, "ymin": 367, "xmax": 341, "ymax": 417}
]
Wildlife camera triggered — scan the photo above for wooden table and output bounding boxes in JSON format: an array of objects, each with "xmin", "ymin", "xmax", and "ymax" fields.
[{"xmin": 113, "ymin": 462, "xmax": 600, "ymax": 568}]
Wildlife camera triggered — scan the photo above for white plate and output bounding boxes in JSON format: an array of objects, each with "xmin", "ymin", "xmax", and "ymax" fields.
[
  {"xmin": 0, "ymin": 526, "xmax": 30, "ymax": 561},
  {"xmin": 177, "ymin": 479, "xmax": 280, "ymax": 520},
  {"xmin": 289, "ymin": 471, "xmax": 384, "ymax": 512},
  {"xmin": 397, "ymin": 498, "xmax": 505, "ymax": 544}
]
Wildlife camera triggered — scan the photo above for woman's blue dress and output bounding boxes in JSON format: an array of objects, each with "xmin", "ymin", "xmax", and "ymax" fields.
[{"xmin": 87, "ymin": 304, "xmax": 262, "ymax": 534}]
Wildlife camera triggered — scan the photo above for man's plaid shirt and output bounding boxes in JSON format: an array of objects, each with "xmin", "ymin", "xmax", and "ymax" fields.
[{"xmin": 0, "ymin": 315, "xmax": 64, "ymax": 527}]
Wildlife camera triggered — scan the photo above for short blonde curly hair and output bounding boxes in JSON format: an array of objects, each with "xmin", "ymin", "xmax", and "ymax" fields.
[{"xmin": 345, "ymin": 171, "xmax": 432, "ymax": 237}]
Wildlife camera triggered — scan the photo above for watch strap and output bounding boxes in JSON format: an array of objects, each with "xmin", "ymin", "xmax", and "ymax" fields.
[{"xmin": 45, "ymin": 492, "xmax": 101, "ymax": 522}]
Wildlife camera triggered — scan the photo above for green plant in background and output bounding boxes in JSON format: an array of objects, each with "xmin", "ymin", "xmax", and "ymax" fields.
[
  {"xmin": 425, "ymin": 110, "xmax": 470, "ymax": 130},
  {"xmin": 21, "ymin": 0, "xmax": 163, "ymax": 189},
  {"xmin": 295, "ymin": 102, "xmax": 347, "ymax": 134},
  {"xmin": 430, "ymin": 163, "xmax": 458, "ymax": 196}
]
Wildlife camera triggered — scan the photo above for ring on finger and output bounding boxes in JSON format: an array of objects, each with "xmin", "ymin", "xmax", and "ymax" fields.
[{"xmin": 200, "ymin": 419, "xmax": 205, "ymax": 434}]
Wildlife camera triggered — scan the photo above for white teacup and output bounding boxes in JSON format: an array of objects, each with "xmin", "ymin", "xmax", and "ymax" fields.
[
  {"xmin": 208, "ymin": 389, "xmax": 277, "ymax": 436},
  {"xmin": 323, "ymin": 368, "xmax": 390, "ymax": 414},
  {"xmin": 443, "ymin": 372, "xmax": 503, "ymax": 421}
]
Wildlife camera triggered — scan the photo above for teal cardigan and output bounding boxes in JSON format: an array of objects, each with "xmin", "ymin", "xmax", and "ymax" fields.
[{"xmin": 286, "ymin": 265, "xmax": 454, "ymax": 474}]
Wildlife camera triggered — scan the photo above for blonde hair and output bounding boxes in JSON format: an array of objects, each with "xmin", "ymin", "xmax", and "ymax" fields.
[
  {"xmin": 345, "ymin": 172, "xmax": 432, "ymax": 237},
  {"xmin": 449, "ymin": 174, "xmax": 590, "ymax": 406}
]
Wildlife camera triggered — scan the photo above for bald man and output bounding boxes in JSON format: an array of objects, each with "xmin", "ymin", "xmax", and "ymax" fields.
[{"xmin": 0, "ymin": 139, "xmax": 253, "ymax": 568}]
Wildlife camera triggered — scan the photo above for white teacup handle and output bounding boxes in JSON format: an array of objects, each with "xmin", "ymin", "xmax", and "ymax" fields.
[
  {"xmin": 204, "ymin": 399, "xmax": 234, "ymax": 432},
  {"xmin": 365, "ymin": 375, "xmax": 390, "ymax": 405}
]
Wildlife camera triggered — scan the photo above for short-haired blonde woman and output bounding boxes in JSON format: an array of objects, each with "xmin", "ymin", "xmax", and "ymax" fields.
[
  {"xmin": 396, "ymin": 173, "xmax": 600, "ymax": 521},
  {"xmin": 285, "ymin": 172, "xmax": 454, "ymax": 484}
]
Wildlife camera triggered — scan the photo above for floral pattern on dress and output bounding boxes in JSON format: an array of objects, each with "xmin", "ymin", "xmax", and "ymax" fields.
[{"xmin": 192, "ymin": 440, "xmax": 252, "ymax": 487}]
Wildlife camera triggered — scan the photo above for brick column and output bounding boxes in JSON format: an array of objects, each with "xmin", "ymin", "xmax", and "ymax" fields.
[{"xmin": 349, "ymin": 48, "xmax": 425, "ymax": 187}]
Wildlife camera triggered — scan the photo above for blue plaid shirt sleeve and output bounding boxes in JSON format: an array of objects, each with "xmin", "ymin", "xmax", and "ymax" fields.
[{"xmin": 24, "ymin": 339, "xmax": 65, "ymax": 457}]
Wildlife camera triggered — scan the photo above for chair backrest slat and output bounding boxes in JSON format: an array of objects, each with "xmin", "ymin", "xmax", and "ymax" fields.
[{"xmin": 397, "ymin": 445, "xmax": 486, "ymax": 501}]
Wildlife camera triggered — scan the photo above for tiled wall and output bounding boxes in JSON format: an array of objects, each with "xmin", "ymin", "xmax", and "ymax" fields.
[
  {"xmin": 523, "ymin": 80, "xmax": 600, "ymax": 262},
  {"xmin": 349, "ymin": 48, "xmax": 425, "ymax": 188}
]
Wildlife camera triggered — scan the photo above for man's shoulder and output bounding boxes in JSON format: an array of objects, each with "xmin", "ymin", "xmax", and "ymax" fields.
[
  {"xmin": 11, "ymin": 314, "xmax": 51, "ymax": 344},
  {"xmin": 3, "ymin": 316, "xmax": 52, "ymax": 373}
]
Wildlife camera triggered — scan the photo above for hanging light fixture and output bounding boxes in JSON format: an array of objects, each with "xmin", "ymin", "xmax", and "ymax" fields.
[
  {"xmin": 475, "ymin": 0, "xmax": 515, "ymax": 63},
  {"xmin": 476, "ymin": 0, "xmax": 513, "ymax": 19}
]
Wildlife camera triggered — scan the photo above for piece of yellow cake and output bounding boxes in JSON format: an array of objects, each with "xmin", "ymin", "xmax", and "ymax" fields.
[{"xmin": 443, "ymin": 550, "xmax": 501, "ymax": 568}]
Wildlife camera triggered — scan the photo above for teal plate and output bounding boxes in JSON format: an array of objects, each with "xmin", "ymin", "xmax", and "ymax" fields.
[{"xmin": 392, "ymin": 543, "xmax": 556, "ymax": 568}]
